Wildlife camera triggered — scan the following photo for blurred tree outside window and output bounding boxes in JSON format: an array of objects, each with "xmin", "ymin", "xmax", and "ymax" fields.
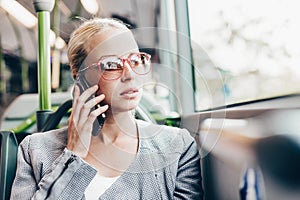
[{"xmin": 188, "ymin": 0, "xmax": 300, "ymax": 110}]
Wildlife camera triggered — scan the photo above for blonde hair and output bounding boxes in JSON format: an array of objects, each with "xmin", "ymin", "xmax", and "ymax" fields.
[{"xmin": 68, "ymin": 18, "xmax": 128, "ymax": 79}]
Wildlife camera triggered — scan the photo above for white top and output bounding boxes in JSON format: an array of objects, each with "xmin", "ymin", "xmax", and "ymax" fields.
[{"xmin": 84, "ymin": 173, "xmax": 120, "ymax": 200}]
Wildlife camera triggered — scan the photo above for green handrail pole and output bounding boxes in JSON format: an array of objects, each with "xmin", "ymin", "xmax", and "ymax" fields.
[
  {"xmin": 37, "ymin": 11, "xmax": 51, "ymax": 110},
  {"xmin": 34, "ymin": 0, "xmax": 55, "ymax": 131}
]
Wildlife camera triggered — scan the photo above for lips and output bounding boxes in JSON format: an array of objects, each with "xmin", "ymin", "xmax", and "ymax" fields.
[{"xmin": 120, "ymin": 88, "xmax": 139, "ymax": 99}]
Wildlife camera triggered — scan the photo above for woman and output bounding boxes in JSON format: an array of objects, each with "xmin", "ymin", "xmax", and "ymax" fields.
[{"xmin": 11, "ymin": 18, "xmax": 203, "ymax": 199}]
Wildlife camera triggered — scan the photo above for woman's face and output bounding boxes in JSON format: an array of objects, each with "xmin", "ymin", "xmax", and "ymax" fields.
[{"xmin": 83, "ymin": 28, "xmax": 147, "ymax": 113}]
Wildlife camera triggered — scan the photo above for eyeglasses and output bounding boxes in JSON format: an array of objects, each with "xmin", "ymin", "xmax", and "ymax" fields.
[{"xmin": 78, "ymin": 52, "xmax": 151, "ymax": 80}]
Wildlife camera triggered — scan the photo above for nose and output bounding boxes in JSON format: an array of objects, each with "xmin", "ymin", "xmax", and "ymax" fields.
[{"xmin": 120, "ymin": 60, "xmax": 134, "ymax": 82}]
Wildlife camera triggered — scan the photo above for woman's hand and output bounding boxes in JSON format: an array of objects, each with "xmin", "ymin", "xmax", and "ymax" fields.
[{"xmin": 67, "ymin": 85, "xmax": 109, "ymax": 158}]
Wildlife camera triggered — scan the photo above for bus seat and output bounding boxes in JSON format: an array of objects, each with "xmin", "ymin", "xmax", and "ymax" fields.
[
  {"xmin": 0, "ymin": 131, "xmax": 18, "ymax": 200},
  {"xmin": 255, "ymin": 135, "xmax": 300, "ymax": 187},
  {"xmin": 255, "ymin": 135, "xmax": 300, "ymax": 199}
]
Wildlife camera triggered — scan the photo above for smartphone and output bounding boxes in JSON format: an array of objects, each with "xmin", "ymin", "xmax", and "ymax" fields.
[{"xmin": 76, "ymin": 74, "xmax": 106, "ymax": 136}]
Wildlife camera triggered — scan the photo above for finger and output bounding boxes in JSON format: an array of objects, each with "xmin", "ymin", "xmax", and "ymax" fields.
[
  {"xmin": 78, "ymin": 85, "xmax": 98, "ymax": 103},
  {"xmin": 71, "ymin": 85, "xmax": 80, "ymax": 122},
  {"xmin": 86, "ymin": 94, "xmax": 105, "ymax": 108},
  {"xmin": 84, "ymin": 105, "xmax": 109, "ymax": 129},
  {"xmin": 78, "ymin": 94, "xmax": 105, "ymax": 127},
  {"xmin": 72, "ymin": 85, "xmax": 80, "ymax": 108},
  {"xmin": 73, "ymin": 85, "xmax": 98, "ymax": 122},
  {"xmin": 67, "ymin": 113, "xmax": 78, "ymax": 147},
  {"xmin": 74, "ymin": 84, "xmax": 80, "ymax": 96}
]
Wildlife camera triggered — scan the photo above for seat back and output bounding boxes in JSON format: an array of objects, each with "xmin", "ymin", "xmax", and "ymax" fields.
[{"xmin": 0, "ymin": 131, "xmax": 18, "ymax": 200}]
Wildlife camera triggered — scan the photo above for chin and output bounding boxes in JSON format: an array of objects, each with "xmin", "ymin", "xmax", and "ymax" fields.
[
  {"xmin": 111, "ymin": 99, "xmax": 140, "ymax": 113},
  {"xmin": 124, "ymin": 99, "xmax": 140, "ymax": 111}
]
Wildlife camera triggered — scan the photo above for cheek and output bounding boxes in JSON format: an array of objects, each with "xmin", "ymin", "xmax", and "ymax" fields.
[
  {"xmin": 135, "ymin": 75, "xmax": 147, "ymax": 88},
  {"xmin": 138, "ymin": 73, "xmax": 152, "ymax": 85},
  {"xmin": 97, "ymin": 81, "xmax": 117, "ymax": 102}
]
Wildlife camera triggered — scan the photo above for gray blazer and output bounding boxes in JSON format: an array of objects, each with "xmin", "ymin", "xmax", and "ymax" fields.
[{"xmin": 11, "ymin": 120, "xmax": 203, "ymax": 200}]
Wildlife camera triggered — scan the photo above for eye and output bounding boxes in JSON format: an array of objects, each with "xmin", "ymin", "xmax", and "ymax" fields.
[
  {"xmin": 140, "ymin": 54, "xmax": 148, "ymax": 64},
  {"xmin": 129, "ymin": 54, "xmax": 141, "ymax": 66},
  {"xmin": 104, "ymin": 62, "xmax": 118, "ymax": 69},
  {"xmin": 100, "ymin": 57, "xmax": 122, "ymax": 70}
]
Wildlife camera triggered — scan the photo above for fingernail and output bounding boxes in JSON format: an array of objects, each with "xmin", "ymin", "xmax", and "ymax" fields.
[{"xmin": 97, "ymin": 94, "xmax": 104, "ymax": 99}]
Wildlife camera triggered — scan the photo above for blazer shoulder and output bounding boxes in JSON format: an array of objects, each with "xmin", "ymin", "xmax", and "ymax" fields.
[
  {"xmin": 20, "ymin": 127, "xmax": 68, "ymax": 153},
  {"xmin": 137, "ymin": 120, "xmax": 195, "ymax": 153}
]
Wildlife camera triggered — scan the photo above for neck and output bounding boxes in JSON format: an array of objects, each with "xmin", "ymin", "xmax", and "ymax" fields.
[{"xmin": 98, "ymin": 110, "xmax": 137, "ymax": 144}]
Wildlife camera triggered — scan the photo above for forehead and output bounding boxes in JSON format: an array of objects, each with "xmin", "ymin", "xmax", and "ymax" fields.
[{"xmin": 82, "ymin": 29, "xmax": 139, "ymax": 67}]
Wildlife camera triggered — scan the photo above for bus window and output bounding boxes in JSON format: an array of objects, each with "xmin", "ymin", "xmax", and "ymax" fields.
[{"xmin": 188, "ymin": 0, "xmax": 300, "ymax": 110}]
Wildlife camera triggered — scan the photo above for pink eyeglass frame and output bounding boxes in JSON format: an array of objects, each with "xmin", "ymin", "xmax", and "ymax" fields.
[{"xmin": 78, "ymin": 52, "xmax": 151, "ymax": 80}]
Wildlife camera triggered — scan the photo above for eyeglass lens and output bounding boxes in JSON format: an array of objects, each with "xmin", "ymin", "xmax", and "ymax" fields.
[{"xmin": 99, "ymin": 53, "xmax": 151, "ymax": 80}]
